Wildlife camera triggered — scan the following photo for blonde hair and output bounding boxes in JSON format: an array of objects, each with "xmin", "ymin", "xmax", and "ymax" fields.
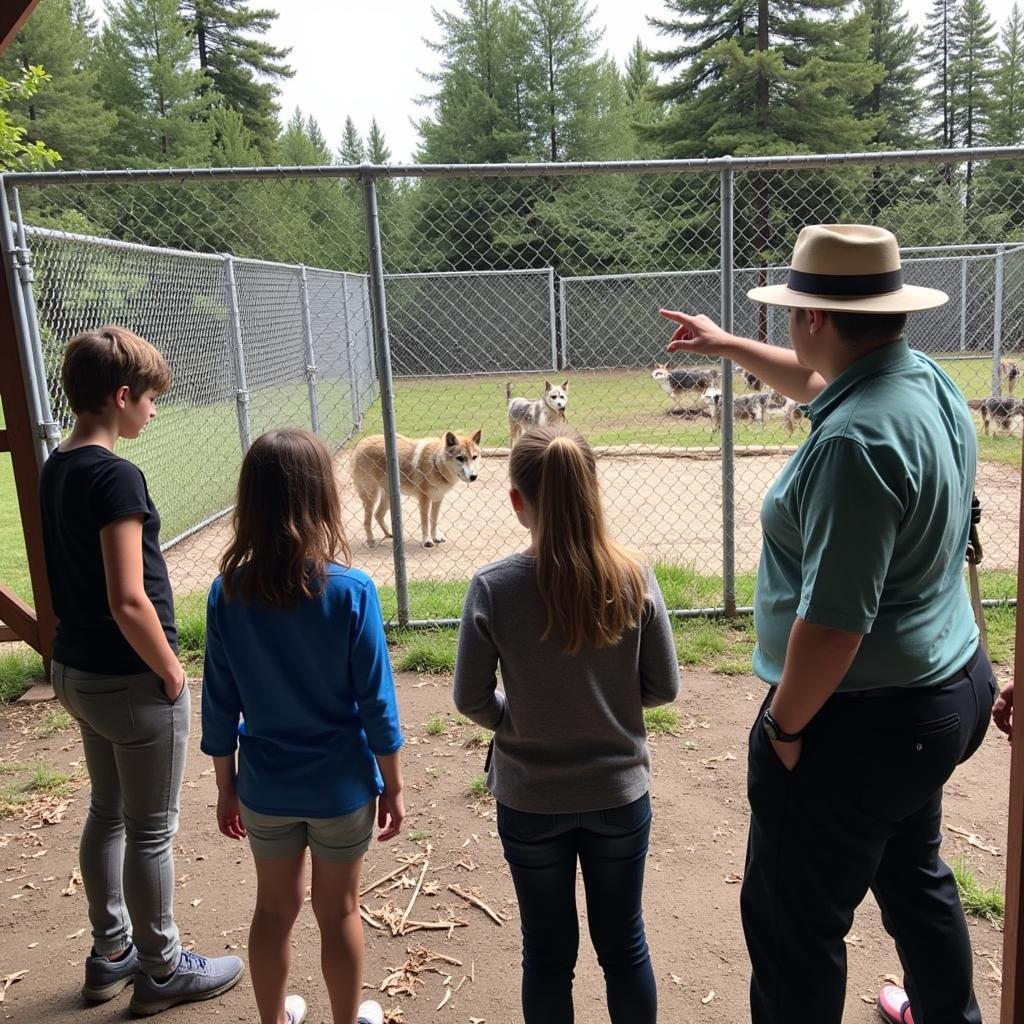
[
  {"xmin": 220, "ymin": 428, "xmax": 352, "ymax": 608},
  {"xmin": 62, "ymin": 326, "xmax": 172, "ymax": 415},
  {"xmin": 509, "ymin": 425, "xmax": 646, "ymax": 654}
]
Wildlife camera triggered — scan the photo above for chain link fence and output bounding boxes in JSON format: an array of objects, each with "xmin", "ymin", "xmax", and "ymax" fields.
[{"xmin": 4, "ymin": 148, "xmax": 1023, "ymax": 625}]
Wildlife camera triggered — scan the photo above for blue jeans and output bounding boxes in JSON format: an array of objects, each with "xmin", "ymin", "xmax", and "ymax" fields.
[{"xmin": 497, "ymin": 793, "xmax": 656, "ymax": 1024}]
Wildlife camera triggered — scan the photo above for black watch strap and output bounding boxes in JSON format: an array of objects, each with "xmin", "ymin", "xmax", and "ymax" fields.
[{"xmin": 762, "ymin": 707, "xmax": 803, "ymax": 743}]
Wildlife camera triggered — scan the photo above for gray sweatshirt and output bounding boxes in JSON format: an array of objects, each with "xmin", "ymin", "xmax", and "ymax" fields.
[{"xmin": 452, "ymin": 553, "xmax": 680, "ymax": 814}]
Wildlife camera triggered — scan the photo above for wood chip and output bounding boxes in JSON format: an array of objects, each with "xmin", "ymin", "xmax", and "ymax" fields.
[
  {"xmin": 62, "ymin": 868, "xmax": 82, "ymax": 896},
  {"xmin": 398, "ymin": 858, "xmax": 431, "ymax": 935},
  {"xmin": 0, "ymin": 970, "xmax": 28, "ymax": 1002},
  {"xmin": 701, "ymin": 990, "xmax": 715, "ymax": 1004},
  {"xmin": 66, "ymin": 928, "xmax": 85, "ymax": 940},
  {"xmin": 946, "ymin": 825, "xmax": 1001, "ymax": 856},
  {"xmin": 436, "ymin": 986, "xmax": 451, "ymax": 1010}
]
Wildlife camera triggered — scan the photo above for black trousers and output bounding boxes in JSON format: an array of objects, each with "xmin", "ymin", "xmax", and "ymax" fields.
[{"xmin": 741, "ymin": 647, "xmax": 997, "ymax": 1024}]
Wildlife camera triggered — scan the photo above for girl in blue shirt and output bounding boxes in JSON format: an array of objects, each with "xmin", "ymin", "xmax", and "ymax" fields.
[{"xmin": 202, "ymin": 428, "xmax": 404, "ymax": 1024}]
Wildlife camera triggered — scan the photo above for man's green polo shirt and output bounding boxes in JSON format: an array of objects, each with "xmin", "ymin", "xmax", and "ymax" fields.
[{"xmin": 752, "ymin": 337, "xmax": 979, "ymax": 691}]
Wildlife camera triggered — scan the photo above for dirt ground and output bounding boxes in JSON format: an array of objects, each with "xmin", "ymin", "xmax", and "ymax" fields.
[
  {"xmin": 164, "ymin": 450, "xmax": 1024, "ymax": 597},
  {"xmin": 0, "ymin": 668, "xmax": 1010, "ymax": 1024}
]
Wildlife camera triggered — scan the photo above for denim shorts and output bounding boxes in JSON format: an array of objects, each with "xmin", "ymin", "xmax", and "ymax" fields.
[{"xmin": 239, "ymin": 799, "xmax": 375, "ymax": 863}]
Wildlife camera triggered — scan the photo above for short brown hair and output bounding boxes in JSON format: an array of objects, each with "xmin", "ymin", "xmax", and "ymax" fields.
[
  {"xmin": 823, "ymin": 310, "xmax": 908, "ymax": 347},
  {"xmin": 220, "ymin": 428, "xmax": 352, "ymax": 608},
  {"xmin": 62, "ymin": 326, "xmax": 172, "ymax": 415}
]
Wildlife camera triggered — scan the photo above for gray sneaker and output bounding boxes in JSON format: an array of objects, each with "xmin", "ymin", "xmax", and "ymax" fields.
[
  {"xmin": 82, "ymin": 943, "xmax": 138, "ymax": 1002},
  {"xmin": 129, "ymin": 949, "xmax": 244, "ymax": 1016}
]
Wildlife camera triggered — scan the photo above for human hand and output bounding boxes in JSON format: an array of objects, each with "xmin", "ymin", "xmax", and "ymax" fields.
[
  {"xmin": 993, "ymin": 681, "xmax": 1013, "ymax": 740},
  {"xmin": 377, "ymin": 788, "xmax": 406, "ymax": 842},
  {"xmin": 163, "ymin": 665, "xmax": 186, "ymax": 703},
  {"xmin": 217, "ymin": 787, "xmax": 246, "ymax": 840},
  {"xmin": 659, "ymin": 310, "xmax": 733, "ymax": 355},
  {"xmin": 771, "ymin": 735, "xmax": 802, "ymax": 771}
]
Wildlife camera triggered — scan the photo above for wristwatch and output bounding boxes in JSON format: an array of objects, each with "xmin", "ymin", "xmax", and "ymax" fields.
[{"xmin": 762, "ymin": 707, "xmax": 803, "ymax": 743}]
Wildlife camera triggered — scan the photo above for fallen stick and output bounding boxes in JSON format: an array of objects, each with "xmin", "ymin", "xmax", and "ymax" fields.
[
  {"xmin": 398, "ymin": 859, "xmax": 431, "ymax": 935},
  {"xmin": 360, "ymin": 857, "xmax": 423, "ymax": 897},
  {"xmin": 359, "ymin": 905, "xmax": 386, "ymax": 930},
  {"xmin": 403, "ymin": 918, "xmax": 468, "ymax": 932},
  {"xmin": 447, "ymin": 883, "xmax": 505, "ymax": 926}
]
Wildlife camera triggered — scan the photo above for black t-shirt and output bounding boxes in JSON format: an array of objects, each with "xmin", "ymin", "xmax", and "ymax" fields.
[{"xmin": 39, "ymin": 445, "xmax": 177, "ymax": 674}]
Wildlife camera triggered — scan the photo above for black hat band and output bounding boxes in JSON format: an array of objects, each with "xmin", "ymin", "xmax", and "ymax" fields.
[{"xmin": 787, "ymin": 268, "xmax": 904, "ymax": 297}]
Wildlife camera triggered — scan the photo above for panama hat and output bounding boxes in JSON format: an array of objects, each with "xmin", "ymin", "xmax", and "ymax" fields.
[{"xmin": 746, "ymin": 224, "xmax": 948, "ymax": 313}]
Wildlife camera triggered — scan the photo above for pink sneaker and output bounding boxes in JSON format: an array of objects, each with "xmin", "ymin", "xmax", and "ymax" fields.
[{"xmin": 878, "ymin": 985, "xmax": 914, "ymax": 1024}]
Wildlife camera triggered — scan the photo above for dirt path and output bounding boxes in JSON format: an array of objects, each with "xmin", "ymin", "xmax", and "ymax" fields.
[
  {"xmin": 165, "ymin": 451, "xmax": 1023, "ymax": 599},
  {"xmin": 0, "ymin": 668, "xmax": 1010, "ymax": 1024}
]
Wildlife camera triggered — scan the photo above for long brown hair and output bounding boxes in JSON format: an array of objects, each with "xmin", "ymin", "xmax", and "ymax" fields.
[
  {"xmin": 509, "ymin": 425, "xmax": 645, "ymax": 654},
  {"xmin": 220, "ymin": 428, "xmax": 352, "ymax": 607}
]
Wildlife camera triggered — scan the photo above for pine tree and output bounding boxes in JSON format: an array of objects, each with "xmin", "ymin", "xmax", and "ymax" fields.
[
  {"xmin": 367, "ymin": 118, "xmax": 391, "ymax": 163},
  {"xmin": 0, "ymin": 0, "xmax": 116, "ymax": 168},
  {"xmin": 179, "ymin": 0, "xmax": 292, "ymax": 147},
  {"xmin": 857, "ymin": 0, "xmax": 925, "ymax": 149},
  {"xmin": 923, "ymin": 0, "xmax": 958, "ymax": 148},
  {"xmin": 338, "ymin": 115, "xmax": 364, "ymax": 165},
  {"xmin": 990, "ymin": 3, "xmax": 1024, "ymax": 143},
  {"xmin": 644, "ymin": 0, "xmax": 881, "ymax": 157},
  {"xmin": 521, "ymin": 0, "xmax": 609, "ymax": 161},
  {"xmin": 96, "ymin": 0, "xmax": 215, "ymax": 166},
  {"xmin": 951, "ymin": 0, "xmax": 997, "ymax": 204}
]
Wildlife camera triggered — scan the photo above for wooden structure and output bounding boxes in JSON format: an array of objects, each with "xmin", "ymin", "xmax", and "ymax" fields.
[{"xmin": 0, "ymin": 1, "xmax": 1022, "ymax": 1018}]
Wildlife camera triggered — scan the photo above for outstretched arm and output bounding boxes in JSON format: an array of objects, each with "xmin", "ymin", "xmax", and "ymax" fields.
[{"xmin": 659, "ymin": 310, "xmax": 827, "ymax": 404}]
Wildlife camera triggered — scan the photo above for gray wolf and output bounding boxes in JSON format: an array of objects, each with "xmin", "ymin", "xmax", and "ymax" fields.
[
  {"xmin": 351, "ymin": 430, "xmax": 482, "ymax": 548},
  {"xmin": 700, "ymin": 387, "xmax": 768, "ymax": 430},
  {"xmin": 763, "ymin": 388, "xmax": 805, "ymax": 434},
  {"xmin": 1002, "ymin": 360, "xmax": 1021, "ymax": 393},
  {"xmin": 968, "ymin": 396, "xmax": 1024, "ymax": 436},
  {"xmin": 506, "ymin": 380, "xmax": 568, "ymax": 444},
  {"xmin": 652, "ymin": 363, "xmax": 719, "ymax": 410}
]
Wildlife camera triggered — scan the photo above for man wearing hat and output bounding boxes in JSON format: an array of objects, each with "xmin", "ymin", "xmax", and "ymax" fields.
[{"xmin": 661, "ymin": 224, "xmax": 997, "ymax": 1024}]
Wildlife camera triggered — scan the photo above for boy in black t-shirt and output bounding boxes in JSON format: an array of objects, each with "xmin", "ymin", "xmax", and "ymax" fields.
[{"xmin": 41, "ymin": 327, "xmax": 243, "ymax": 1014}]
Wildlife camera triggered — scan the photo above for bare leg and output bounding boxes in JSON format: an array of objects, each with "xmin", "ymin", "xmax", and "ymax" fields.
[
  {"xmin": 249, "ymin": 852, "xmax": 306, "ymax": 1024},
  {"xmin": 310, "ymin": 856, "xmax": 364, "ymax": 1024}
]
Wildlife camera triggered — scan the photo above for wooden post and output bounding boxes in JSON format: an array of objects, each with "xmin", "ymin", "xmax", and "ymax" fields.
[{"xmin": 1002, "ymin": 437, "xmax": 1024, "ymax": 1023}]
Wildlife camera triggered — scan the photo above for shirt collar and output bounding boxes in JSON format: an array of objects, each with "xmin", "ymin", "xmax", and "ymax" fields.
[{"xmin": 805, "ymin": 337, "xmax": 913, "ymax": 424}]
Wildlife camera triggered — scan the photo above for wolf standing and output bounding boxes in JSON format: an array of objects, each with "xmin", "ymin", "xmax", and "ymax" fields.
[{"xmin": 662, "ymin": 225, "xmax": 996, "ymax": 1024}]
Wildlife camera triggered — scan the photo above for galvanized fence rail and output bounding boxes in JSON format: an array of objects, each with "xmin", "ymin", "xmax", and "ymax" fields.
[{"xmin": 3, "ymin": 144, "xmax": 1023, "ymax": 624}]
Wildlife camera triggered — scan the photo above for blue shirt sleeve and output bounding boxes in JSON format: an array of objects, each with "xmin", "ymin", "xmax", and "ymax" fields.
[
  {"xmin": 200, "ymin": 582, "xmax": 243, "ymax": 758},
  {"xmin": 349, "ymin": 579, "xmax": 404, "ymax": 756}
]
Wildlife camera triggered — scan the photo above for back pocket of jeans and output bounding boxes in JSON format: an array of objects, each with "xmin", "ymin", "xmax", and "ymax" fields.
[
  {"xmin": 497, "ymin": 803, "xmax": 555, "ymax": 841},
  {"xmin": 77, "ymin": 689, "xmax": 134, "ymax": 743},
  {"xmin": 600, "ymin": 794, "xmax": 652, "ymax": 831},
  {"xmin": 911, "ymin": 713, "xmax": 960, "ymax": 740}
]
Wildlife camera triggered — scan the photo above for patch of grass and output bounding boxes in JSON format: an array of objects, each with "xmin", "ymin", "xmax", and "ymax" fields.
[
  {"xmin": 33, "ymin": 709, "xmax": 73, "ymax": 738},
  {"xmin": 0, "ymin": 762, "xmax": 74, "ymax": 817},
  {"xmin": 175, "ymin": 592, "xmax": 207, "ymax": 656},
  {"xmin": 466, "ymin": 773, "xmax": 489, "ymax": 799},
  {"xmin": 378, "ymin": 579, "xmax": 469, "ymax": 623},
  {"xmin": 953, "ymin": 857, "xmax": 1004, "ymax": 924},
  {"xmin": 674, "ymin": 617, "xmax": 756, "ymax": 675},
  {"xmin": 426, "ymin": 713, "xmax": 447, "ymax": 736},
  {"xmin": 464, "ymin": 728, "xmax": 492, "ymax": 749},
  {"xmin": 392, "ymin": 629, "xmax": 458, "ymax": 673},
  {"xmin": 0, "ymin": 650, "xmax": 45, "ymax": 703},
  {"xmin": 408, "ymin": 829, "xmax": 431, "ymax": 842},
  {"xmin": 643, "ymin": 706, "xmax": 680, "ymax": 736}
]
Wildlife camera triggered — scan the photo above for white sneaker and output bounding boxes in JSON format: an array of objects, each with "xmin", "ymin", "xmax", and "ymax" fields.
[
  {"xmin": 357, "ymin": 1000, "xmax": 384, "ymax": 1024},
  {"xmin": 285, "ymin": 993, "xmax": 307, "ymax": 1024}
]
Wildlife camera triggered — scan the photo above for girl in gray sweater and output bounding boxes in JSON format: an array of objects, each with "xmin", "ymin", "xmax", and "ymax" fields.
[{"xmin": 453, "ymin": 425, "xmax": 679, "ymax": 1024}]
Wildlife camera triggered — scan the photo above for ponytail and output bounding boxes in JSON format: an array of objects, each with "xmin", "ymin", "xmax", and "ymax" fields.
[{"xmin": 509, "ymin": 426, "xmax": 645, "ymax": 654}]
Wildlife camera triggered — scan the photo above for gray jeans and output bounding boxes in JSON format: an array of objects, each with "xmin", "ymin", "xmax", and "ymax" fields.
[{"xmin": 52, "ymin": 661, "xmax": 190, "ymax": 975}]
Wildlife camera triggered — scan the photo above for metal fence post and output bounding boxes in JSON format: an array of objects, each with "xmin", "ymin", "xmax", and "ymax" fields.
[
  {"xmin": 298, "ymin": 265, "xmax": 320, "ymax": 435},
  {"xmin": 0, "ymin": 182, "xmax": 48, "ymax": 470},
  {"xmin": 222, "ymin": 254, "xmax": 252, "ymax": 453},
  {"xmin": 362, "ymin": 172, "xmax": 410, "ymax": 626},
  {"xmin": 12, "ymin": 190, "xmax": 58, "ymax": 453},
  {"xmin": 960, "ymin": 256, "xmax": 968, "ymax": 351},
  {"xmin": 720, "ymin": 162, "xmax": 737, "ymax": 618},
  {"xmin": 547, "ymin": 267, "xmax": 558, "ymax": 371},
  {"xmin": 339, "ymin": 274, "xmax": 359, "ymax": 431},
  {"xmin": 558, "ymin": 277, "xmax": 569, "ymax": 370},
  {"xmin": 993, "ymin": 245, "xmax": 1005, "ymax": 397}
]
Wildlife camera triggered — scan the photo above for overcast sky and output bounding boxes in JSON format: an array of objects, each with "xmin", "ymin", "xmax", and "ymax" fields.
[{"xmin": 83, "ymin": 0, "xmax": 1023, "ymax": 162}]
